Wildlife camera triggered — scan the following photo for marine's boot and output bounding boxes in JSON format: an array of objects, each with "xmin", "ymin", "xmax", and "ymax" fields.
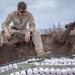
[{"xmin": 37, "ymin": 51, "xmax": 52, "ymax": 57}]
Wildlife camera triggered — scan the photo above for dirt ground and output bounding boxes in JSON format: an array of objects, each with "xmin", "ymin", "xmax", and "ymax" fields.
[{"xmin": 0, "ymin": 34, "xmax": 75, "ymax": 64}]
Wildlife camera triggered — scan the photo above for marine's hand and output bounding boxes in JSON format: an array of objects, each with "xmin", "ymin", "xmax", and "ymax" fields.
[
  {"xmin": 4, "ymin": 29, "xmax": 11, "ymax": 39},
  {"xmin": 25, "ymin": 31, "xmax": 31, "ymax": 42}
]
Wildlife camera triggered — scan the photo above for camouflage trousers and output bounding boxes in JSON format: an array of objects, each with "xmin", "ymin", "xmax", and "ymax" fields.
[{"xmin": 0, "ymin": 28, "xmax": 44, "ymax": 54}]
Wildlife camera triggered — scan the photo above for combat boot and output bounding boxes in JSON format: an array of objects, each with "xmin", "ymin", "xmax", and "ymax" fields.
[
  {"xmin": 45, "ymin": 51, "xmax": 52, "ymax": 56},
  {"xmin": 37, "ymin": 51, "xmax": 52, "ymax": 57},
  {"xmin": 37, "ymin": 51, "xmax": 46, "ymax": 57}
]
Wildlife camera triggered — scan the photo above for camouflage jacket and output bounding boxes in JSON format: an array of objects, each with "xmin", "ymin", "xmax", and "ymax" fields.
[{"xmin": 2, "ymin": 10, "xmax": 35, "ymax": 32}]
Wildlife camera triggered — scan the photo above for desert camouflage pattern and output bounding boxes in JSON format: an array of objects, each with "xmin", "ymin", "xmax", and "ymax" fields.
[{"xmin": 0, "ymin": 10, "xmax": 44, "ymax": 54}]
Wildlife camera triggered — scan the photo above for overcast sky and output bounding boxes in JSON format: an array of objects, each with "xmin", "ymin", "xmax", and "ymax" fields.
[{"xmin": 0, "ymin": 0, "xmax": 75, "ymax": 30}]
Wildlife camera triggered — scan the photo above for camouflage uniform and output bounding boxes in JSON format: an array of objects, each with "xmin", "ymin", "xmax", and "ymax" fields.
[{"xmin": 1, "ymin": 11, "xmax": 51, "ymax": 57}]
